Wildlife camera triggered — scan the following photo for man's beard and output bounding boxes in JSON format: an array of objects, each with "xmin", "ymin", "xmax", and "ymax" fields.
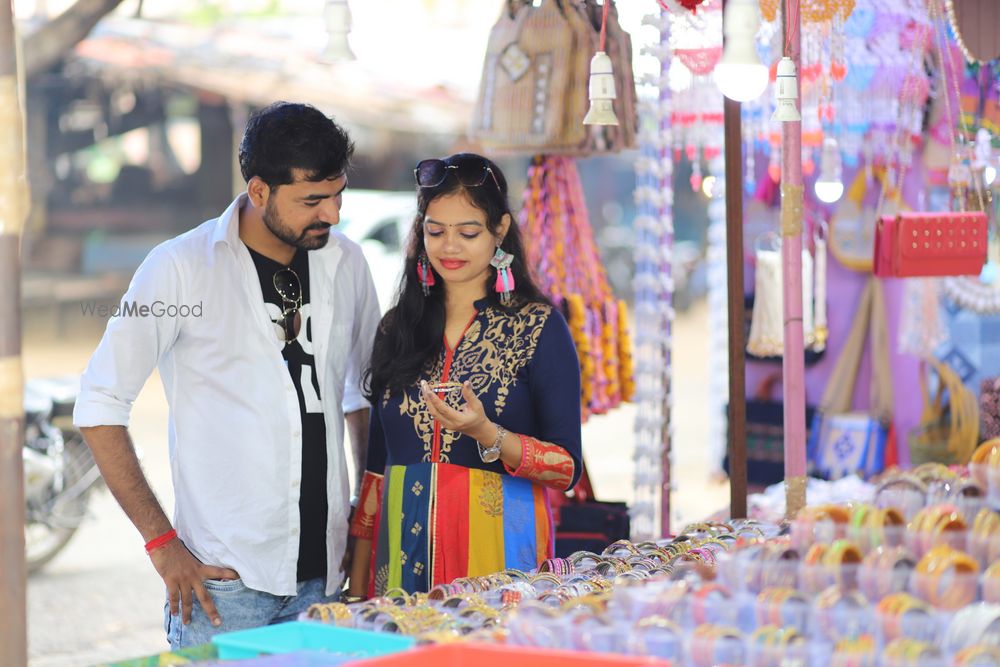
[{"xmin": 263, "ymin": 199, "xmax": 331, "ymax": 251}]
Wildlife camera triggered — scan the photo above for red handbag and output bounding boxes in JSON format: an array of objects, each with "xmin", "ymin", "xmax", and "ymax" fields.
[{"xmin": 872, "ymin": 211, "xmax": 988, "ymax": 277}]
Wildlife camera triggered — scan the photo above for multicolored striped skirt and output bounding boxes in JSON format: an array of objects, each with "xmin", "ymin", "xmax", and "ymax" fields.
[{"xmin": 368, "ymin": 462, "xmax": 554, "ymax": 596}]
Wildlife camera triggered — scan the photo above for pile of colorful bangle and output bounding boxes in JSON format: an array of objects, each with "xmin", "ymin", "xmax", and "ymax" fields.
[
  {"xmin": 301, "ymin": 501, "xmax": 999, "ymax": 665},
  {"xmin": 873, "ymin": 462, "xmax": 990, "ymax": 523},
  {"xmin": 302, "ymin": 521, "xmax": 769, "ymax": 640},
  {"xmin": 975, "ymin": 439, "xmax": 1000, "ymax": 512}
]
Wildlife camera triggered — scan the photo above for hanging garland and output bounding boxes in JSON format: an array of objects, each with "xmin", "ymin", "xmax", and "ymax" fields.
[
  {"xmin": 942, "ymin": 276, "xmax": 1000, "ymax": 314},
  {"xmin": 618, "ymin": 300, "xmax": 635, "ymax": 400},
  {"xmin": 746, "ymin": 0, "xmax": 933, "ymax": 176},
  {"xmin": 630, "ymin": 8, "xmax": 675, "ymax": 539},
  {"xmin": 520, "ymin": 155, "xmax": 634, "ymax": 420}
]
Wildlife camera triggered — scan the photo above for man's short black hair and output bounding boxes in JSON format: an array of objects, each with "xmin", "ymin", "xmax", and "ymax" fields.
[{"xmin": 238, "ymin": 102, "xmax": 355, "ymax": 188}]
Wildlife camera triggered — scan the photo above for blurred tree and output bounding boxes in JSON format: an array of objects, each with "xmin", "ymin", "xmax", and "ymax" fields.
[{"xmin": 23, "ymin": 0, "xmax": 127, "ymax": 78}]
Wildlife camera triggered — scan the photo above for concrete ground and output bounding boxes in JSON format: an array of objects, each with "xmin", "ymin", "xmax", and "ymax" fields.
[{"xmin": 23, "ymin": 299, "xmax": 727, "ymax": 666}]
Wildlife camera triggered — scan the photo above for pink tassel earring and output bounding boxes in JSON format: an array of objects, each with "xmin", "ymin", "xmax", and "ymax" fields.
[
  {"xmin": 417, "ymin": 253, "xmax": 435, "ymax": 296},
  {"xmin": 490, "ymin": 246, "xmax": 515, "ymax": 306}
]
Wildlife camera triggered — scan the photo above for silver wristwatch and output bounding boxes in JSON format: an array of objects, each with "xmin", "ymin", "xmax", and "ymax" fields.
[{"xmin": 478, "ymin": 425, "xmax": 506, "ymax": 463}]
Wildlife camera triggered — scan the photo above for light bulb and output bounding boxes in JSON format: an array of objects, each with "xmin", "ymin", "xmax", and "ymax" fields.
[
  {"xmin": 814, "ymin": 137, "xmax": 844, "ymax": 203},
  {"xmin": 715, "ymin": 63, "xmax": 770, "ymax": 102},
  {"xmin": 985, "ymin": 164, "xmax": 997, "ymax": 187},
  {"xmin": 668, "ymin": 58, "xmax": 693, "ymax": 92},
  {"xmin": 714, "ymin": 0, "xmax": 768, "ymax": 102},
  {"xmin": 701, "ymin": 175, "xmax": 717, "ymax": 198},
  {"xmin": 771, "ymin": 57, "xmax": 801, "ymax": 122},
  {"xmin": 583, "ymin": 51, "xmax": 619, "ymax": 126},
  {"xmin": 814, "ymin": 180, "xmax": 844, "ymax": 204}
]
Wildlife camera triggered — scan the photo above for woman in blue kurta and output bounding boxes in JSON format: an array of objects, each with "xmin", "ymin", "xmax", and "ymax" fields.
[{"xmin": 347, "ymin": 153, "xmax": 582, "ymax": 598}]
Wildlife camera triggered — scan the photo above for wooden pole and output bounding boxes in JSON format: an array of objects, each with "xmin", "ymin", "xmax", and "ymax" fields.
[
  {"xmin": 780, "ymin": 0, "xmax": 807, "ymax": 519},
  {"xmin": 0, "ymin": 0, "xmax": 29, "ymax": 664},
  {"xmin": 723, "ymin": 91, "xmax": 748, "ymax": 520},
  {"xmin": 720, "ymin": 0, "xmax": 748, "ymax": 520}
]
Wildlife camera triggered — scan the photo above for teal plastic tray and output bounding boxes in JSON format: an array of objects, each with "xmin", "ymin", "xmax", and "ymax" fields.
[{"xmin": 211, "ymin": 622, "xmax": 415, "ymax": 661}]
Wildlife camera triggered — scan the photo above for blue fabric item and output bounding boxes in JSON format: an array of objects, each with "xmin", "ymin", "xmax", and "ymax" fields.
[
  {"xmin": 937, "ymin": 297, "xmax": 1000, "ymax": 398},
  {"xmin": 398, "ymin": 463, "xmax": 433, "ymax": 594},
  {"xmin": 501, "ymin": 474, "xmax": 539, "ymax": 571}
]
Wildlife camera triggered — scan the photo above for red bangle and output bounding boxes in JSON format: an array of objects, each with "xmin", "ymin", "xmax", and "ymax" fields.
[{"xmin": 145, "ymin": 528, "xmax": 177, "ymax": 555}]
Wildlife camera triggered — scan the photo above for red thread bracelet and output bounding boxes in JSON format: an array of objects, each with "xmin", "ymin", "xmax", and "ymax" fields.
[{"xmin": 145, "ymin": 528, "xmax": 177, "ymax": 555}]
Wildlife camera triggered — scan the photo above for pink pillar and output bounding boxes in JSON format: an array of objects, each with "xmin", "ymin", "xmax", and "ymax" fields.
[{"xmin": 781, "ymin": 0, "xmax": 807, "ymax": 519}]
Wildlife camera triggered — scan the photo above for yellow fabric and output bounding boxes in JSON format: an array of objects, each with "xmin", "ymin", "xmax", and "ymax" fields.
[{"xmin": 466, "ymin": 468, "xmax": 505, "ymax": 577}]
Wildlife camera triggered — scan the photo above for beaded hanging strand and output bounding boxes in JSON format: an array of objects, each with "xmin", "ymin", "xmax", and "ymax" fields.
[{"xmin": 631, "ymin": 7, "xmax": 674, "ymax": 539}]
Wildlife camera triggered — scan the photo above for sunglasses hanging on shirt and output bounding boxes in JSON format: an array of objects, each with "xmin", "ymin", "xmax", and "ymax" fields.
[{"xmin": 272, "ymin": 267, "xmax": 302, "ymax": 344}]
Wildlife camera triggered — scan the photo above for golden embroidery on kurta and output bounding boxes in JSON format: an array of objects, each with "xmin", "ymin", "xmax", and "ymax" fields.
[
  {"xmin": 374, "ymin": 564, "xmax": 389, "ymax": 597},
  {"xmin": 392, "ymin": 384, "xmax": 437, "ymax": 461},
  {"xmin": 389, "ymin": 302, "xmax": 552, "ymax": 463},
  {"xmin": 448, "ymin": 302, "xmax": 550, "ymax": 418},
  {"xmin": 478, "ymin": 473, "xmax": 504, "ymax": 517}
]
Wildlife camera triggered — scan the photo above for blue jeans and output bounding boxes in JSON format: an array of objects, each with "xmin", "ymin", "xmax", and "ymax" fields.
[{"xmin": 164, "ymin": 577, "xmax": 338, "ymax": 649}]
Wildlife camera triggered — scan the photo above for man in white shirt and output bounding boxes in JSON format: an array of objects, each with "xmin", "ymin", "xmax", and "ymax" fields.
[{"xmin": 74, "ymin": 102, "xmax": 381, "ymax": 648}]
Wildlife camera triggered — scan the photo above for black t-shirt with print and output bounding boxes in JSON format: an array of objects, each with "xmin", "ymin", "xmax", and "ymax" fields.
[{"xmin": 247, "ymin": 245, "xmax": 328, "ymax": 583}]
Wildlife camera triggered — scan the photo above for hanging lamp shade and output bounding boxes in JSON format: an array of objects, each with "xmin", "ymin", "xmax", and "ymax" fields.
[{"xmin": 321, "ymin": 0, "xmax": 355, "ymax": 62}]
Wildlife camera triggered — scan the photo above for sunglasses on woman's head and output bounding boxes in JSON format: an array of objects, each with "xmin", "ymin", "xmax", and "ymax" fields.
[
  {"xmin": 414, "ymin": 156, "xmax": 501, "ymax": 191},
  {"xmin": 272, "ymin": 267, "xmax": 302, "ymax": 343}
]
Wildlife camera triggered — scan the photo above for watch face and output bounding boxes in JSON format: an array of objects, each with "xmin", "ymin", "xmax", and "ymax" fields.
[{"xmin": 479, "ymin": 445, "xmax": 501, "ymax": 463}]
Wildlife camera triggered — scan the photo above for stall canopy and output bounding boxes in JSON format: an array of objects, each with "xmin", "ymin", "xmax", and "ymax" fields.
[{"xmin": 68, "ymin": 16, "xmax": 475, "ymax": 141}]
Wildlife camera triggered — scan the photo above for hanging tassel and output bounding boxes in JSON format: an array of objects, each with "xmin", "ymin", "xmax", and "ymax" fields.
[
  {"xmin": 490, "ymin": 247, "xmax": 515, "ymax": 305},
  {"xmin": 813, "ymin": 232, "xmax": 828, "ymax": 352},
  {"xmin": 747, "ymin": 247, "xmax": 784, "ymax": 357},
  {"xmin": 495, "ymin": 267, "xmax": 515, "ymax": 305}
]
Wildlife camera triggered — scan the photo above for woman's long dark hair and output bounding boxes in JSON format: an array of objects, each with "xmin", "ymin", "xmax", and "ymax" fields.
[{"xmin": 365, "ymin": 154, "xmax": 550, "ymax": 401}]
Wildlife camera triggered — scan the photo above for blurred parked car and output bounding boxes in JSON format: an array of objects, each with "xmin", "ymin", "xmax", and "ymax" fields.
[
  {"xmin": 597, "ymin": 225, "xmax": 706, "ymax": 312},
  {"xmin": 337, "ymin": 189, "xmax": 417, "ymax": 313}
]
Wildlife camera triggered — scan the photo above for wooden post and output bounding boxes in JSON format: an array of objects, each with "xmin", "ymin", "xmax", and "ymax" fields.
[
  {"xmin": 196, "ymin": 97, "xmax": 234, "ymax": 212},
  {"xmin": 723, "ymin": 92, "xmax": 748, "ymax": 520},
  {"xmin": 0, "ymin": 0, "xmax": 29, "ymax": 664},
  {"xmin": 780, "ymin": 0, "xmax": 807, "ymax": 519}
]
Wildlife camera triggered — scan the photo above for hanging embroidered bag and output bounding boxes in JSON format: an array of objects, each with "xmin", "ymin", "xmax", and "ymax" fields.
[
  {"xmin": 471, "ymin": 0, "xmax": 635, "ymax": 156},
  {"xmin": 808, "ymin": 278, "xmax": 894, "ymax": 479}
]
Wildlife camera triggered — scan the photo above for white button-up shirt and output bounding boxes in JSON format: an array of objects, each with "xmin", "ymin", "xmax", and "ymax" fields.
[{"xmin": 74, "ymin": 195, "xmax": 381, "ymax": 596}]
